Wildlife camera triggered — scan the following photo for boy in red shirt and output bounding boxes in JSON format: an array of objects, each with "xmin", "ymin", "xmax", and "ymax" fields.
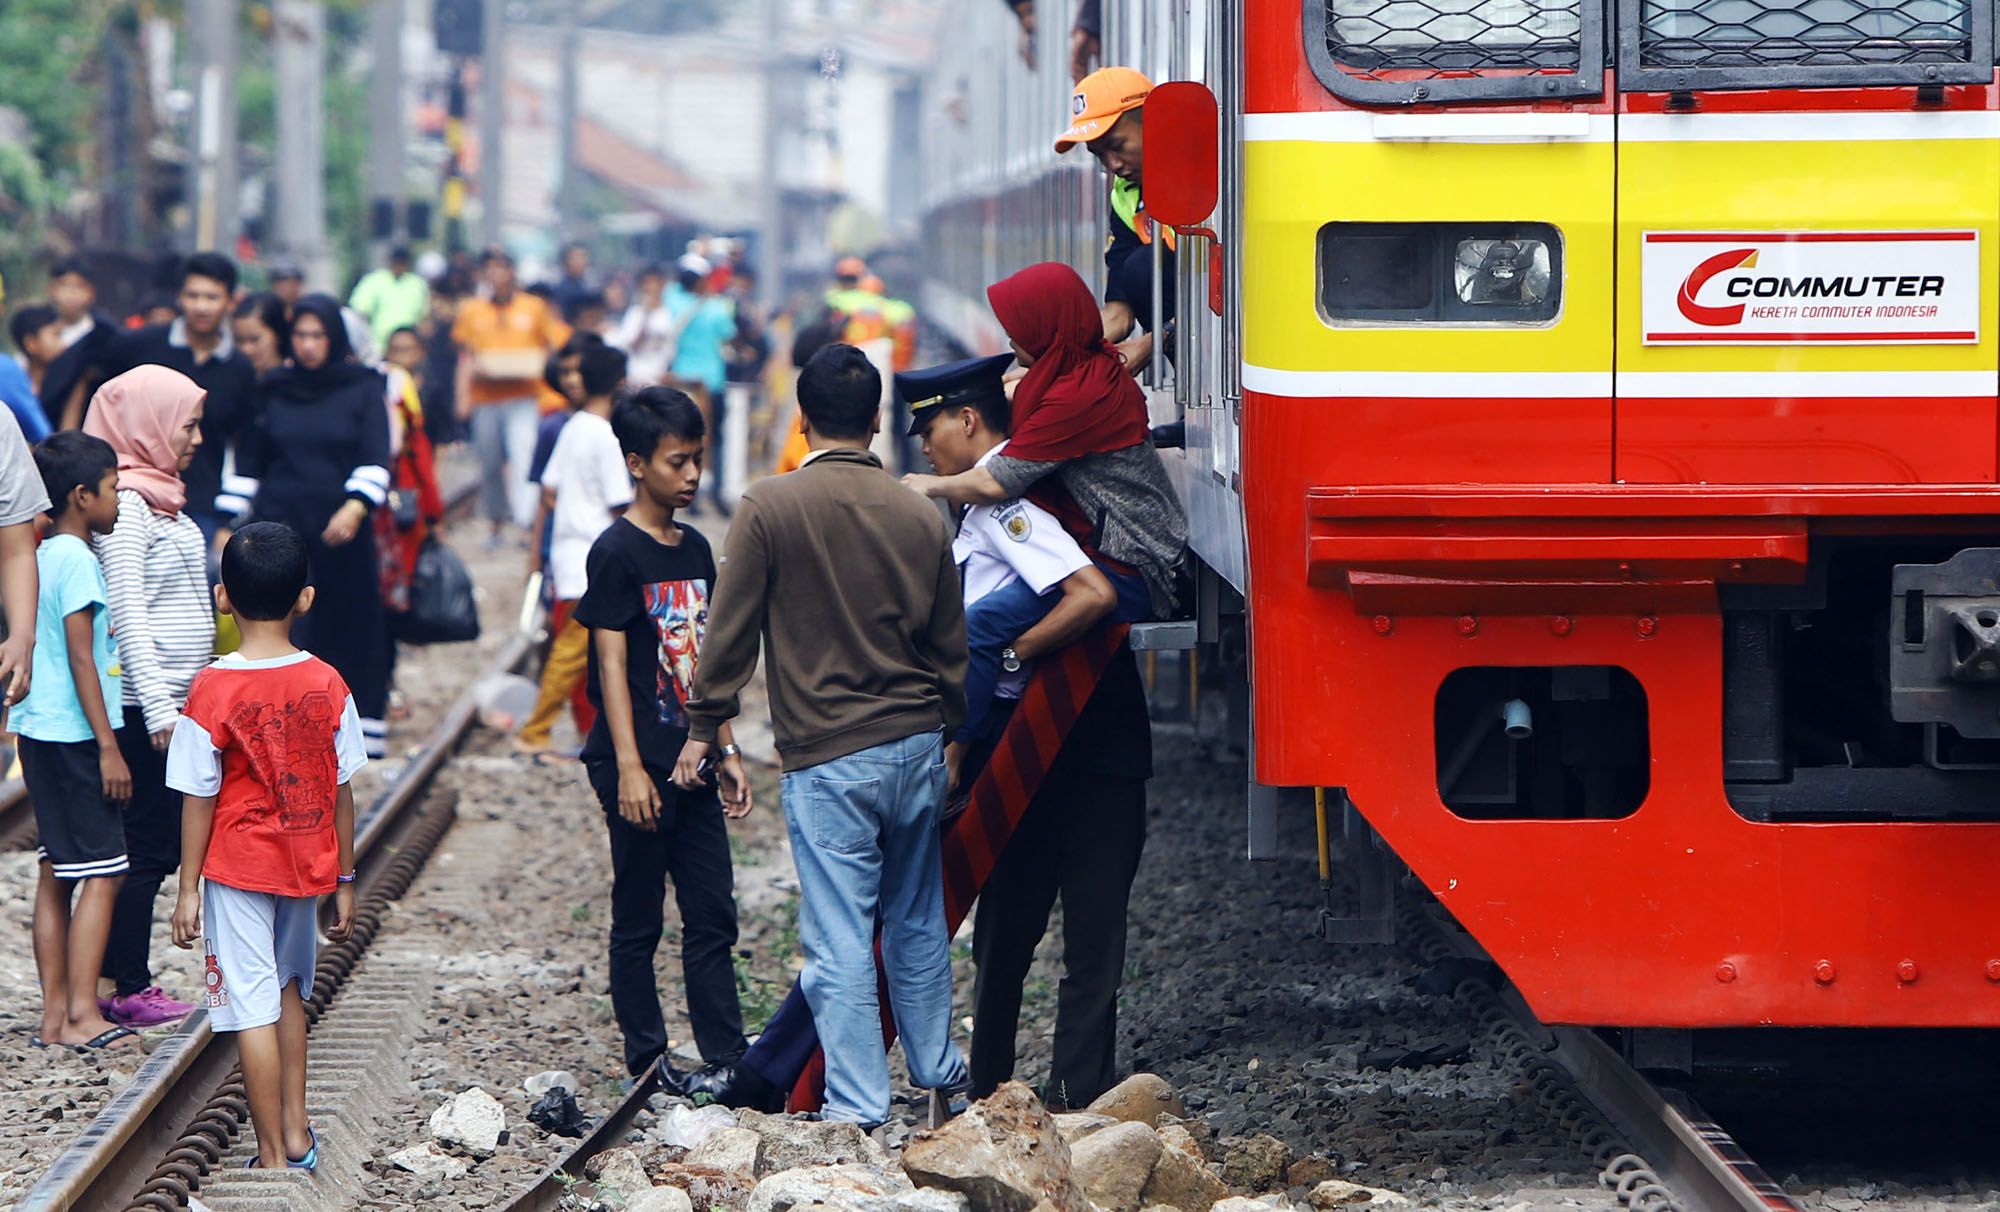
[{"xmin": 167, "ymin": 522, "xmax": 365, "ymax": 1171}]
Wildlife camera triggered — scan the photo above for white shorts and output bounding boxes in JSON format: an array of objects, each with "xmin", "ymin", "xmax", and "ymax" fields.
[{"xmin": 201, "ymin": 880, "xmax": 320, "ymax": 1032}]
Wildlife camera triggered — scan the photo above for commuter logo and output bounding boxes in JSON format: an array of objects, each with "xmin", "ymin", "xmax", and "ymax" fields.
[
  {"xmin": 1675, "ymin": 249, "xmax": 1758, "ymax": 327},
  {"xmin": 1643, "ymin": 231, "xmax": 1980, "ymax": 345},
  {"xmin": 1073, "ymin": 92, "xmax": 1087, "ymax": 115}
]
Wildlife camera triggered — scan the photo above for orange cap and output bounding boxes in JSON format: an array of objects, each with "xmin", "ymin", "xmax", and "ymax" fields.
[
  {"xmin": 859, "ymin": 274, "xmax": 885, "ymax": 294},
  {"xmin": 1054, "ymin": 66, "xmax": 1153, "ymax": 153},
  {"xmin": 835, "ymin": 255, "xmax": 868, "ymax": 279}
]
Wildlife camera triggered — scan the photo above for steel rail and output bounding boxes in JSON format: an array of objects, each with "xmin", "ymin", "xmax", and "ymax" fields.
[
  {"xmin": 1409, "ymin": 900, "xmax": 1801, "ymax": 1212},
  {"xmin": 498, "ymin": 1064, "xmax": 666, "ymax": 1212},
  {"xmin": 1546, "ymin": 1026, "xmax": 1801, "ymax": 1212},
  {"xmin": 14, "ymin": 481, "xmax": 522, "ymax": 1210},
  {"xmin": 0, "ymin": 474, "xmax": 484, "ymax": 855}
]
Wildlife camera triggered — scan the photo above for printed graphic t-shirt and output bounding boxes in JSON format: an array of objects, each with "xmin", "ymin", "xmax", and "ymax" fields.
[
  {"xmin": 164, "ymin": 651, "xmax": 369, "ymax": 897},
  {"xmin": 574, "ymin": 517, "xmax": 714, "ymax": 766},
  {"xmin": 13, "ymin": 533, "xmax": 119, "ymax": 743}
]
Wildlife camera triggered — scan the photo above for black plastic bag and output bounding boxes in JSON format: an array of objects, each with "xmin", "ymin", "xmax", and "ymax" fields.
[
  {"xmin": 528, "ymin": 1087, "xmax": 589, "ymax": 1138},
  {"xmin": 399, "ymin": 536, "xmax": 481, "ymax": 644}
]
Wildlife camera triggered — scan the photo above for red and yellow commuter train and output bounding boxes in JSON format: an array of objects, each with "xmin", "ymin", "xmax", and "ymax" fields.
[{"xmin": 919, "ymin": 0, "xmax": 2000, "ymax": 1035}]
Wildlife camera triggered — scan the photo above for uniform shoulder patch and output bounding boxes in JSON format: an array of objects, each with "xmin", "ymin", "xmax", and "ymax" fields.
[{"xmin": 994, "ymin": 501, "xmax": 1032, "ymax": 542}]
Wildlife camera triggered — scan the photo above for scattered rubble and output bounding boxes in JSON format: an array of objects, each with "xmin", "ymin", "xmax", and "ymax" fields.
[
  {"xmin": 903, "ymin": 1081, "xmax": 1088, "ymax": 1212},
  {"xmin": 429, "ymin": 1086, "xmax": 507, "ymax": 1157},
  {"xmin": 387, "ymin": 1141, "xmax": 471, "ymax": 1179}
]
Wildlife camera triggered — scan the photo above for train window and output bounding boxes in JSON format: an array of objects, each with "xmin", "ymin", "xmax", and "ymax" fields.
[
  {"xmin": 1435, "ymin": 666, "xmax": 1649, "ymax": 820},
  {"xmin": 1305, "ymin": 0, "xmax": 1605, "ymax": 104},
  {"xmin": 1617, "ymin": 0, "xmax": 1991, "ymax": 88},
  {"xmin": 1319, "ymin": 222, "xmax": 1562, "ymax": 326}
]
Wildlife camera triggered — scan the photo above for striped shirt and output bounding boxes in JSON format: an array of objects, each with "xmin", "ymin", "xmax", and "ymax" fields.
[{"xmin": 94, "ymin": 489, "xmax": 214, "ymax": 734}]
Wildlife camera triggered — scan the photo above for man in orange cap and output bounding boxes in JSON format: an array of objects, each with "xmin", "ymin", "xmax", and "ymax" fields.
[{"xmin": 1056, "ymin": 66, "xmax": 1174, "ymax": 376}]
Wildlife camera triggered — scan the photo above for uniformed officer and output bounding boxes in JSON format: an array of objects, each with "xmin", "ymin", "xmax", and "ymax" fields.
[
  {"xmin": 904, "ymin": 353, "xmax": 1153, "ymax": 1109},
  {"xmin": 1054, "ymin": 66, "xmax": 1175, "ymax": 376}
]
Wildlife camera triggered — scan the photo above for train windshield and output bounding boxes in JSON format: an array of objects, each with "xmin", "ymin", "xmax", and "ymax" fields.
[{"xmin": 1306, "ymin": 0, "xmax": 1990, "ymax": 100}]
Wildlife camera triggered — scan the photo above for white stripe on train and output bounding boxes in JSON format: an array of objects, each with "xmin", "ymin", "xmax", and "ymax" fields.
[{"xmin": 1241, "ymin": 366, "xmax": 1999, "ymax": 399}]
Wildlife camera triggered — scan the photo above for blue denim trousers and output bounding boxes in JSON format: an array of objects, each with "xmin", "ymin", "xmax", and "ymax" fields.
[{"xmin": 781, "ymin": 728, "xmax": 968, "ymax": 1123}]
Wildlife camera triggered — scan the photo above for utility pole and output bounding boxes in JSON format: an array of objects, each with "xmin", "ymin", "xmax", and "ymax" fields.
[
  {"xmin": 272, "ymin": 0, "xmax": 331, "ymax": 286},
  {"xmin": 367, "ymin": 0, "xmax": 406, "ymax": 263},
  {"xmin": 477, "ymin": 0, "xmax": 506, "ymax": 249},
  {"xmin": 554, "ymin": 0, "xmax": 581, "ymax": 240},
  {"xmin": 758, "ymin": 0, "xmax": 783, "ymax": 306},
  {"xmin": 189, "ymin": 0, "xmax": 241, "ymax": 253}
]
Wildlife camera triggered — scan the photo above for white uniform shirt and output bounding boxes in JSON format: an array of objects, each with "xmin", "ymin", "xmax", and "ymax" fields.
[
  {"xmin": 541, "ymin": 411, "xmax": 635, "ymax": 601},
  {"xmin": 952, "ymin": 443, "xmax": 1093, "ymax": 698}
]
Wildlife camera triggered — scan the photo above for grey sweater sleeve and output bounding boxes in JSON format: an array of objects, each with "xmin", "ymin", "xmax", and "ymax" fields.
[
  {"xmin": 685, "ymin": 498, "xmax": 770, "ymax": 743},
  {"xmin": 985, "ymin": 452, "xmax": 1064, "ymax": 500}
]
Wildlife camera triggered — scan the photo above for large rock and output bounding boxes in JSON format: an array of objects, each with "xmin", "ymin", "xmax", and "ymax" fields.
[
  {"xmin": 1087, "ymin": 1076, "xmax": 1187, "ymax": 1128},
  {"xmin": 386, "ymin": 1141, "xmax": 469, "ymax": 1179},
  {"xmin": 745, "ymin": 1164, "xmax": 911, "ymax": 1212},
  {"xmin": 1139, "ymin": 1143, "xmax": 1228, "ymax": 1212},
  {"xmin": 1069, "ymin": 1121, "xmax": 1164, "ymax": 1212},
  {"xmin": 1306, "ymin": 1181, "xmax": 1406, "ymax": 1209},
  {"xmin": 688, "ymin": 1127, "xmax": 764, "ymax": 1174},
  {"xmin": 589, "ymin": 1147, "xmax": 659, "ymax": 1200},
  {"xmin": 1053, "ymin": 1113, "xmax": 1119, "ymax": 1145},
  {"xmin": 1157, "ymin": 1117, "xmax": 1215, "ymax": 1161},
  {"xmin": 736, "ymin": 1109, "xmax": 888, "ymax": 1175},
  {"xmin": 1220, "ymin": 1136, "xmax": 1290, "ymax": 1192},
  {"xmin": 649, "ymin": 1163, "xmax": 759, "ymax": 1212},
  {"xmin": 629, "ymin": 1188, "xmax": 700, "ymax": 1212},
  {"xmin": 1284, "ymin": 1158, "xmax": 1339, "ymax": 1190},
  {"xmin": 1158, "ymin": 1126, "xmax": 1207, "ymax": 1163},
  {"xmin": 428, "ymin": 1087, "xmax": 506, "ymax": 1158},
  {"xmin": 903, "ymin": 1082, "xmax": 1087, "ymax": 1212}
]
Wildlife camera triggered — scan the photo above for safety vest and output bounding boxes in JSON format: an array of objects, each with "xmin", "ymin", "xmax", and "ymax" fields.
[{"xmin": 1111, "ymin": 177, "xmax": 1178, "ymax": 252}]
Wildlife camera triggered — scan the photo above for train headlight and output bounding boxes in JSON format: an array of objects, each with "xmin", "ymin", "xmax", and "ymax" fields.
[{"xmin": 1455, "ymin": 238, "xmax": 1553, "ymax": 308}]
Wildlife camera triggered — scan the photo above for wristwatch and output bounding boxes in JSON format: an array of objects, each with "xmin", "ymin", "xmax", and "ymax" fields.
[
  {"xmin": 1000, "ymin": 647, "xmax": 1022, "ymax": 673},
  {"xmin": 715, "ymin": 743, "xmax": 741, "ymax": 759}
]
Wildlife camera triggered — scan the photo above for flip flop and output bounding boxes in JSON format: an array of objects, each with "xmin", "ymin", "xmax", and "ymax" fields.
[
  {"xmin": 73, "ymin": 1025, "xmax": 140, "ymax": 1051},
  {"xmin": 287, "ymin": 1124, "xmax": 319, "ymax": 1172},
  {"xmin": 29, "ymin": 1034, "xmax": 49, "ymax": 1048}
]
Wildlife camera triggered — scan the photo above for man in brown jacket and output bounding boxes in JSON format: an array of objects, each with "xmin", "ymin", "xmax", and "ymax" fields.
[{"xmin": 674, "ymin": 344, "xmax": 970, "ymax": 1127}]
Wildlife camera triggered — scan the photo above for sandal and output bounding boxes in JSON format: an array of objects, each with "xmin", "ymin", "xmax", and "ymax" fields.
[
  {"xmin": 73, "ymin": 1025, "xmax": 140, "ymax": 1051},
  {"xmin": 287, "ymin": 1124, "xmax": 320, "ymax": 1172}
]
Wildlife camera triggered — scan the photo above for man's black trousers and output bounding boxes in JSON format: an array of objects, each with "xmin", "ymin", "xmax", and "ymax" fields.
[
  {"xmin": 589, "ymin": 761, "xmax": 750, "ymax": 1077},
  {"xmin": 970, "ymin": 768, "xmax": 1146, "ymax": 1109}
]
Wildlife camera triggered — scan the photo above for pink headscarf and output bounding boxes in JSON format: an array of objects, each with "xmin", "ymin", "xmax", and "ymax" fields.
[{"xmin": 83, "ymin": 365, "xmax": 205, "ymax": 516}]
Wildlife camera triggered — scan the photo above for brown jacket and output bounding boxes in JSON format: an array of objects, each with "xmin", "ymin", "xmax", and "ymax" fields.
[{"xmin": 686, "ymin": 447, "xmax": 967, "ymax": 771}]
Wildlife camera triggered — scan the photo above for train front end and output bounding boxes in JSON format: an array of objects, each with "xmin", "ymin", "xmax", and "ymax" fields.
[{"xmin": 1238, "ymin": 0, "xmax": 2000, "ymax": 1027}]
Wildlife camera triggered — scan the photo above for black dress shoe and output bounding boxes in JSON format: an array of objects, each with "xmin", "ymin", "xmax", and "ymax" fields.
[{"xmin": 683, "ymin": 1062, "xmax": 785, "ymax": 1112}]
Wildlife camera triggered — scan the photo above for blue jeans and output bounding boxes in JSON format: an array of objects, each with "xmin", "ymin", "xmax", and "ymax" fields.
[
  {"xmin": 781, "ymin": 729, "xmax": 968, "ymax": 1123},
  {"xmin": 958, "ymin": 564, "xmax": 1153, "ymax": 748}
]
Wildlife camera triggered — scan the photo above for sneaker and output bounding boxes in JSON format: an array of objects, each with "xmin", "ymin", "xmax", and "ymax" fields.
[{"xmin": 106, "ymin": 986, "xmax": 194, "ymax": 1027}]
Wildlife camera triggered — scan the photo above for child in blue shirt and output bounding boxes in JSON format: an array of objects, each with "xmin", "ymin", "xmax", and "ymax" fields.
[{"xmin": 18, "ymin": 431, "xmax": 135, "ymax": 1049}]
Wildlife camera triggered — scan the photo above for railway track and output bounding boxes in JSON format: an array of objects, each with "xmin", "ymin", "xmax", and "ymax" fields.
[
  {"xmin": 1402, "ymin": 899, "xmax": 1801, "ymax": 1212},
  {"xmin": 11, "ymin": 623, "xmax": 532, "ymax": 1210}
]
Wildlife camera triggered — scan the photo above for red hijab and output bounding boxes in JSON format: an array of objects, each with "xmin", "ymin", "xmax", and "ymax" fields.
[{"xmin": 986, "ymin": 263, "xmax": 1150, "ymax": 462}]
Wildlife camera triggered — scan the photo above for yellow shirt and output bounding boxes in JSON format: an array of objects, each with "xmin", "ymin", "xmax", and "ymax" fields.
[{"xmin": 452, "ymin": 294, "xmax": 570, "ymax": 408}]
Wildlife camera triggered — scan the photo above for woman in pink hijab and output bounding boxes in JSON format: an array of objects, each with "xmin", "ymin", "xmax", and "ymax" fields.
[{"xmin": 82, "ymin": 365, "xmax": 214, "ymax": 1027}]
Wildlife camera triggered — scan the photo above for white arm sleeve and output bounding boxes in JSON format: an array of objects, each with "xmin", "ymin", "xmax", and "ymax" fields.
[
  {"xmin": 164, "ymin": 716, "xmax": 223, "ymax": 797},
  {"xmin": 334, "ymin": 694, "xmax": 370, "ymax": 784}
]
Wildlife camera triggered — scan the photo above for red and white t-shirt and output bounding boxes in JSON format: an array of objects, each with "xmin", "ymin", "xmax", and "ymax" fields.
[{"xmin": 165, "ymin": 651, "xmax": 369, "ymax": 897}]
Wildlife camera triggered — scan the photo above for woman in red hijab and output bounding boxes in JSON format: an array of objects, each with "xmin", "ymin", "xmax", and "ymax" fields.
[{"xmin": 903, "ymin": 262, "xmax": 1186, "ymax": 620}]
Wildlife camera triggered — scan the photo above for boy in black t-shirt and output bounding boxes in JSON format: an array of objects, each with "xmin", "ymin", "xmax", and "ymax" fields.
[{"xmin": 572, "ymin": 386, "xmax": 751, "ymax": 1082}]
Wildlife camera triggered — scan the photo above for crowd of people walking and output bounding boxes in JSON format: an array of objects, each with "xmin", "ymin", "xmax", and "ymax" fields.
[{"xmin": 1, "ymin": 47, "xmax": 1189, "ymax": 1160}]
